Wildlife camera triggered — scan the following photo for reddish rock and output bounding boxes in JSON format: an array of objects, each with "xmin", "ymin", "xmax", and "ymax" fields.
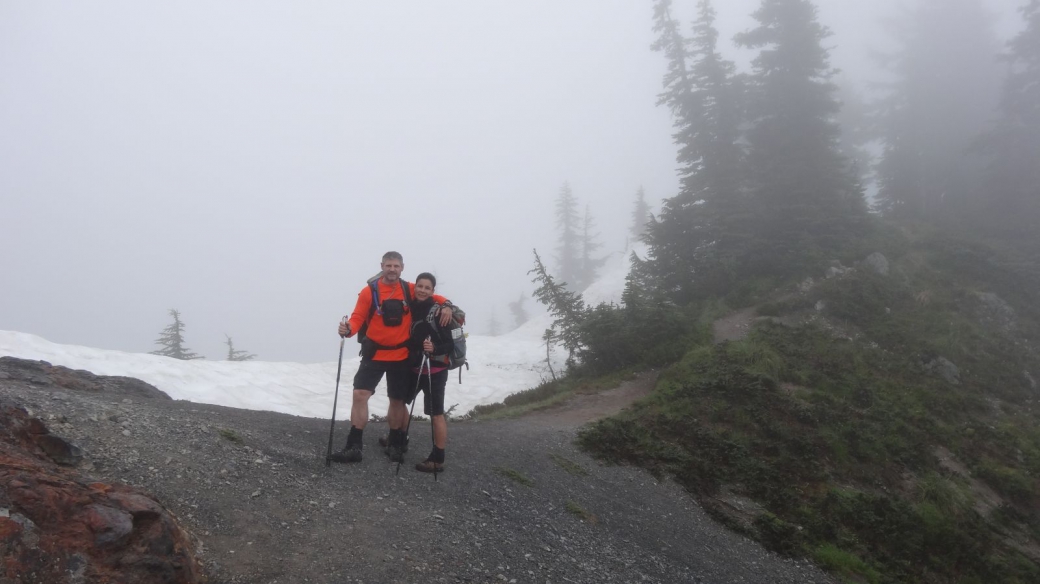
[{"xmin": 0, "ymin": 401, "xmax": 204, "ymax": 583}]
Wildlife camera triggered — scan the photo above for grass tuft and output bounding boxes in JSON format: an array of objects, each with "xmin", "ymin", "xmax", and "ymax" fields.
[
  {"xmin": 550, "ymin": 453, "xmax": 589, "ymax": 476},
  {"xmin": 564, "ymin": 500, "xmax": 597, "ymax": 523},
  {"xmin": 494, "ymin": 466, "xmax": 534, "ymax": 487},
  {"xmin": 219, "ymin": 428, "xmax": 243, "ymax": 444}
]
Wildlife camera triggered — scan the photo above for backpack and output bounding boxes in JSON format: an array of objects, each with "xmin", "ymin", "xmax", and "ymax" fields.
[
  {"xmin": 357, "ymin": 277, "xmax": 412, "ymax": 357},
  {"xmin": 425, "ymin": 304, "xmax": 468, "ymax": 383}
]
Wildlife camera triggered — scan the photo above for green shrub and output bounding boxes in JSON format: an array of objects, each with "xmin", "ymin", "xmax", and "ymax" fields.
[{"xmin": 812, "ymin": 544, "xmax": 880, "ymax": 584}]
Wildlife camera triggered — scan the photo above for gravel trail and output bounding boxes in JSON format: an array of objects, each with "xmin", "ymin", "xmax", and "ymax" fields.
[{"xmin": 0, "ymin": 363, "xmax": 833, "ymax": 583}]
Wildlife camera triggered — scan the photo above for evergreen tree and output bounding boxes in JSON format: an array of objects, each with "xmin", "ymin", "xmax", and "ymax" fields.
[
  {"xmin": 224, "ymin": 334, "xmax": 256, "ymax": 361},
  {"xmin": 577, "ymin": 205, "xmax": 607, "ymax": 290},
  {"xmin": 629, "ymin": 187, "xmax": 651, "ymax": 241},
  {"xmin": 553, "ymin": 182, "xmax": 580, "ymax": 287},
  {"xmin": 834, "ymin": 78, "xmax": 876, "ymax": 185},
  {"xmin": 508, "ymin": 292, "xmax": 529, "ymax": 328},
  {"xmin": 151, "ymin": 309, "xmax": 202, "ymax": 360},
  {"xmin": 977, "ymin": 0, "xmax": 1040, "ymax": 236},
  {"xmin": 487, "ymin": 310, "xmax": 501, "ymax": 336},
  {"xmin": 735, "ymin": 0, "xmax": 866, "ymax": 272},
  {"xmin": 646, "ymin": 0, "xmax": 749, "ymax": 302},
  {"xmin": 529, "ymin": 249, "xmax": 586, "ymax": 365},
  {"xmin": 874, "ymin": 0, "xmax": 1003, "ymax": 222}
]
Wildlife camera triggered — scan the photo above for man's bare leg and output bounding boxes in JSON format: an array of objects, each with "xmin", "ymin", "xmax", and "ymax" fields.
[
  {"xmin": 351, "ymin": 389, "xmax": 372, "ymax": 429},
  {"xmin": 388, "ymin": 399, "xmax": 409, "ymax": 431},
  {"xmin": 328, "ymin": 389, "xmax": 371, "ymax": 462}
]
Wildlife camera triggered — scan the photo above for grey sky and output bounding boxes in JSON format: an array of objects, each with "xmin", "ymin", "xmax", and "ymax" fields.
[{"xmin": 0, "ymin": 1, "xmax": 1025, "ymax": 361}]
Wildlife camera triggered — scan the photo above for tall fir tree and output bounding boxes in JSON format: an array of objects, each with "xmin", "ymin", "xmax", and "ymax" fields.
[
  {"xmin": 646, "ymin": 0, "xmax": 749, "ymax": 302},
  {"xmin": 735, "ymin": 0, "xmax": 866, "ymax": 273},
  {"xmin": 874, "ymin": 0, "xmax": 1003, "ymax": 222},
  {"xmin": 224, "ymin": 334, "xmax": 256, "ymax": 361},
  {"xmin": 976, "ymin": 0, "xmax": 1040, "ymax": 236},
  {"xmin": 553, "ymin": 182, "xmax": 580, "ymax": 287},
  {"xmin": 576, "ymin": 204, "xmax": 607, "ymax": 290},
  {"xmin": 629, "ymin": 187, "xmax": 651, "ymax": 241},
  {"xmin": 151, "ymin": 309, "xmax": 202, "ymax": 360},
  {"xmin": 508, "ymin": 292, "xmax": 529, "ymax": 328}
]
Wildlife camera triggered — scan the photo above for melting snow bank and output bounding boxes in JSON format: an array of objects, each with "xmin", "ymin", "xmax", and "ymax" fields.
[
  {"xmin": 0, "ymin": 248, "xmax": 635, "ymax": 418},
  {"xmin": 0, "ymin": 326, "xmax": 564, "ymax": 419}
]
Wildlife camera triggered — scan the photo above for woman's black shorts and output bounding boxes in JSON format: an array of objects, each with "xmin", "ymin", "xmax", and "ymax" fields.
[{"xmin": 408, "ymin": 368, "xmax": 448, "ymax": 416}]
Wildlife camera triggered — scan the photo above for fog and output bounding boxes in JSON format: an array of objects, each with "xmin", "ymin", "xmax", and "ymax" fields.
[{"xmin": 0, "ymin": 1, "xmax": 1025, "ymax": 362}]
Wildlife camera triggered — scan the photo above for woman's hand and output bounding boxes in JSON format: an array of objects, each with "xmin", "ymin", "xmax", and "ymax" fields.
[{"xmin": 422, "ymin": 338, "xmax": 434, "ymax": 353}]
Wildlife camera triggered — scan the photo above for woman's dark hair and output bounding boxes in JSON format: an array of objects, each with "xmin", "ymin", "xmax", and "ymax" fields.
[{"xmin": 415, "ymin": 272, "xmax": 437, "ymax": 289}]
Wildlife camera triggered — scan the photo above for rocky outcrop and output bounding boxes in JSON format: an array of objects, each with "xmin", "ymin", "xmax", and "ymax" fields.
[
  {"xmin": 973, "ymin": 292, "xmax": 1018, "ymax": 335},
  {"xmin": 0, "ymin": 400, "xmax": 203, "ymax": 583},
  {"xmin": 0, "ymin": 357, "xmax": 170, "ymax": 400}
]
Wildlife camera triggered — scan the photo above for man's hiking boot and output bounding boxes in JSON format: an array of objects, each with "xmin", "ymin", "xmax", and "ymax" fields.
[
  {"xmin": 378, "ymin": 434, "xmax": 408, "ymax": 453},
  {"xmin": 328, "ymin": 444, "xmax": 362, "ymax": 464},
  {"xmin": 386, "ymin": 445, "xmax": 405, "ymax": 463},
  {"xmin": 415, "ymin": 459, "xmax": 443, "ymax": 473}
]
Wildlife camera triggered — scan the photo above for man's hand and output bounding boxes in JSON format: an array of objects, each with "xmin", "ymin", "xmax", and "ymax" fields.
[
  {"xmin": 438, "ymin": 305, "xmax": 453, "ymax": 327},
  {"xmin": 338, "ymin": 318, "xmax": 351, "ymax": 338}
]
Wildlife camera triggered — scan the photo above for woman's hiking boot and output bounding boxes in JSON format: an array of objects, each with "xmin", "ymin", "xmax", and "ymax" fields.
[
  {"xmin": 415, "ymin": 459, "xmax": 443, "ymax": 473},
  {"xmin": 416, "ymin": 446, "xmax": 445, "ymax": 473}
]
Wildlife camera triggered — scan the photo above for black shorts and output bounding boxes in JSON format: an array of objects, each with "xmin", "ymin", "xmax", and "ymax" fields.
[
  {"xmin": 407, "ymin": 368, "xmax": 448, "ymax": 416},
  {"xmin": 353, "ymin": 359, "xmax": 410, "ymax": 400}
]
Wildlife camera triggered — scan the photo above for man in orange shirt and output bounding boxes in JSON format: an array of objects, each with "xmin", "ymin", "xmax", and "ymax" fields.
[{"xmin": 329, "ymin": 251, "xmax": 452, "ymax": 463}]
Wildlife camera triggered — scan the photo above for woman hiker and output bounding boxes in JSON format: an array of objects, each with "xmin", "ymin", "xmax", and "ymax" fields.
[{"xmin": 401, "ymin": 272, "xmax": 463, "ymax": 473}]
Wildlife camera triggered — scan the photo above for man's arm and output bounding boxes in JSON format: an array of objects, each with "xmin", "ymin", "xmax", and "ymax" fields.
[
  {"xmin": 431, "ymin": 294, "xmax": 456, "ymax": 327},
  {"xmin": 339, "ymin": 287, "xmax": 374, "ymax": 337}
]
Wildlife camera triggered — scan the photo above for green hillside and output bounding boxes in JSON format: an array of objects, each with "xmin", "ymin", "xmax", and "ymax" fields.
[{"xmin": 579, "ymin": 231, "xmax": 1040, "ymax": 583}]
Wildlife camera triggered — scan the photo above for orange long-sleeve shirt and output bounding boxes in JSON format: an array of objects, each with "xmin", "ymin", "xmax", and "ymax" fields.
[{"xmin": 347, "ymin": 279, "xmax": 447, "ymax": 361}]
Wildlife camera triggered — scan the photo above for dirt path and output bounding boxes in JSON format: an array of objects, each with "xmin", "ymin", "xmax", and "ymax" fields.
[
  {"xmin": 524, "ymin": 371, "xmax": 657, "ymax": 427},
  {"xmin": 1, "ymin": 362, "xmax": 834, "ymax": 584}
]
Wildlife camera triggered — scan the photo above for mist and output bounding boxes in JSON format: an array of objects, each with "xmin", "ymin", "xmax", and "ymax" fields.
[{"xmin": 0, "ymin": 0, "xmax": 1026, "ymax": 362}]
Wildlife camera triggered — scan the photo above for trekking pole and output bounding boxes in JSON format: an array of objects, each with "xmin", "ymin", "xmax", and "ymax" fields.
[
  {"xmin": 428, "ymin": 356, "xmax": 438, "ymax": 482},
  {"xmin": 397, "ymin": 351, "xmax": 429, "ymax": 476},
  {"xmin": 325, "ymin": 316, "xmax": 349, "ymax": 467}
]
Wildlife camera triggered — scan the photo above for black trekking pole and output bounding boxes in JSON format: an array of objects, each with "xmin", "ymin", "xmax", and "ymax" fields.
[
  {"xmin": 325, "ymin": 317, "xmax": 349, "ymax": 467},
  {"xmin": 396, "ymin": 351, "xmax": 429, "ymax": 476},
  {"xmin": 428, "ymin": 358, "xmax": 438, "ymax": 482}
]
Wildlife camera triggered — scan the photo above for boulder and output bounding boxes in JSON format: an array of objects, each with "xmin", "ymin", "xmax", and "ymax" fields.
[
  {"xmin": 925, "ymin": 357, "xmax": 960, "ymax": 385},
  {"xmin": 825, "ymin": 260, "xmax": 851, "ymax": 279},
  {"xmin": 864, "ymin": 252, "xmax": 890, "ymax": 276},
  {"xmin": 0, "ymin": 400, "xmax": 203, "ymax": 583}
]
